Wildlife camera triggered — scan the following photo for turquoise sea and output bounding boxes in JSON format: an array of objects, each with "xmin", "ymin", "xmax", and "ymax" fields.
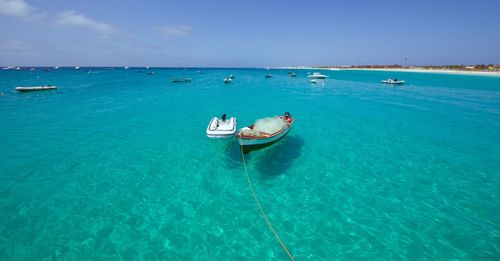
[{"xmin": 1, "ymin": 68, "xmax": 499, "ymax": 260}]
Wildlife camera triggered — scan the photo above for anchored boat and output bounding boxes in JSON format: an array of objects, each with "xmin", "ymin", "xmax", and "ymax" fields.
[
  {"xmin": 307, "ymin": 72, "xmax": 329, "ymax": 79},
  {"xmin": 206, "ymin": 115, "xmax": 237, "ymax": 138},
  {"xmin": 172, "ymin": 78, "xmax": 192, "ymax": 83},
  {"xmin": 237, "ymin": 112, "xmax": 294, "ymax": 152},
  {"xmin": 381, "ymin": 78, "xmax": 405, "ymax": 84},
  {"xmin": 16, "ymin": 85, "xmax": 57, "ymax": 92}
]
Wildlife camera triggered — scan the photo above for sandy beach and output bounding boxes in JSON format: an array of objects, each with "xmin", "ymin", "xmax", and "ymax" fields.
[
  {"xmin": 280, "ymin": 66, "xmax": 500, "ymax": 77},
  {"xmin": 342, "ymin": 68, "xmax": 500, "ymax": 77}
]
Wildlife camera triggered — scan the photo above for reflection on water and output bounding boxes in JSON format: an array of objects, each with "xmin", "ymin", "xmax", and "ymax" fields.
[
  {"xmin": 221, "ymin": 135, "xmax": 304, "ymax": 178},
  {"xmin": 254, "ymin": 135, "xmax": 304, "ymax": 177}
]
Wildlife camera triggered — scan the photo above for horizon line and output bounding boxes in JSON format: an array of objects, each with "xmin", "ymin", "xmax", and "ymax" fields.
[{"xmin": 2, "ymin": 64, "xmax": 499, "ymax": 68}]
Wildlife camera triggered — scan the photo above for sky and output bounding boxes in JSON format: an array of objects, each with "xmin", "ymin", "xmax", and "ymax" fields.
[{"xmin": 1, "ymin": 0, "xmax": 499, "ymax": 67}]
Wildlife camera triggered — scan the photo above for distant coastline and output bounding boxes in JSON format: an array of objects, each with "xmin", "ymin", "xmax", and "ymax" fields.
[
  {"xmin": 281, "ymin": 65, "xmax": 500, "ymax": 77},
  {"xmin": 344, "ymin": 67, "xmax": 500, "ymax": 77}
]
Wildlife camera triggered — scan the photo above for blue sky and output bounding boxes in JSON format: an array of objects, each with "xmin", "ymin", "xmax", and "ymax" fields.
[{"xmin": 1, "ymin": 0, "xmax": 499, "ymax": 67}]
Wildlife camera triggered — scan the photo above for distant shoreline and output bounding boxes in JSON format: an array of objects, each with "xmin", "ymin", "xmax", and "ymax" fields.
[
  {"xmin": 280, "ymin": 66, "xmax": 500, "ymax": 77},
  {"xmin": 343, "ymin": 68, "xmax": 500, "ymax": 77},
  {"xmin": 3, "ymin": 66, "xmax": 499, "ymax": 77}
]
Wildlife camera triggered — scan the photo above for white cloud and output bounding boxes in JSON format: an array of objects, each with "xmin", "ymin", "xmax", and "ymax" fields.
[
  {"xmin": 55, "ymin": 11, "xmax": 116, "ymax": 35},
  {"xmin": 154, "ymin": 25, "xmax": 191, "ymax": 37},
  {"xmin": 0, "ymin": 0, "xmax": 34, "ymax": 17}
]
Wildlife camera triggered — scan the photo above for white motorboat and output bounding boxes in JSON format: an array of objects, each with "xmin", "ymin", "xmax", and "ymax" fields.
[
  {"xmin": 307, "ymin": 72, "xmax": 329, "ymax": 79},
  {"xmin": 381, "ymin": 78, "xmax": 405, "ymax": 85},
  {"xmin": 224, "ymin": 78, "xmax": 232, "ymax": 83},
  {"xmin": 75, "ymin": 66, "xmax": 80, "ymax": 70},
  {"xmin": 206, "ymin": 116, "xmax": 237, "ymax": 138}
]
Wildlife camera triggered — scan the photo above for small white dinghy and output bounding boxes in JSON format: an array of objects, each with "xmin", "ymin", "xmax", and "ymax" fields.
[{"xmin": 206, "ymin": 115, "xmax": 237, "ymax": 138}]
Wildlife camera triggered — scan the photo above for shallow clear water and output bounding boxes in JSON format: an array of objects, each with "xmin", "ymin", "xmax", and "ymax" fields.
[{"xmin": 1, "ymin": 68, "xmax": 499, "ymax": 260}]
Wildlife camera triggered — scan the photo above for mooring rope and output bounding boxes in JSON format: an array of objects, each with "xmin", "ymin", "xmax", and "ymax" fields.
[{"xmin": 239, "ymin": 145, "xmax": 295, "ymax": 261}]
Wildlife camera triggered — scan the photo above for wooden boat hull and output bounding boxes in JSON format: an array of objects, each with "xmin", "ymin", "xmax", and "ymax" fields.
[{"xmin": 238, "ymin": 127, "xmax": 291, "ymax": 152}]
